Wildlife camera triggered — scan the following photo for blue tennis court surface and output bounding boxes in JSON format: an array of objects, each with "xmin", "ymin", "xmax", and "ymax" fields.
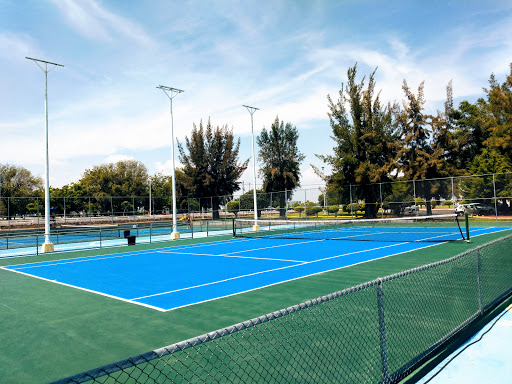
[{"xmin": 2, "ymin": 226, "xmax": 509, "ymax": 311}]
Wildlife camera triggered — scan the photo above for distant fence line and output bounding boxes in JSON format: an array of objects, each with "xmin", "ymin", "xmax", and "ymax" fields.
[{"xmin": 1, "ymin": 172, "xmax": 511, "ymax": 222}]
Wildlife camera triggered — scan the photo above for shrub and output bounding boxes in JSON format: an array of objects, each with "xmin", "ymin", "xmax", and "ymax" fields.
[
  {"xmin": 226, "ymin": 200, "xmax": 240, "ymax": 217},
  {"xmin": 415, "ymin": 198, "xmax": 426, "ymax": 207},
  {"xmin": 345, "ymin": 203, "xmax": 361, "ymax": 213},
  {"xmin": 306, "ymin": 206, "xmax": 323, "ymax": 217}
]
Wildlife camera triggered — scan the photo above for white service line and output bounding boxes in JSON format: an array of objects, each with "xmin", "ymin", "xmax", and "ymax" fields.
[
  {"xmin": 157, "ymin": 250, "xmax": 305, "ymax": 263},
  {"xmin": 4, "ymin": 267, "xmax": 166, "ymax": 312},
  {"xmin": 131, "ymin": 241, "xmax": 408, "ymax": 301}
]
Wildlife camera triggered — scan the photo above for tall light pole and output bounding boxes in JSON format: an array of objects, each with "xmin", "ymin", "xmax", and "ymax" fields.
[
  {"xmin": 243, "ymin": 105, "xmax": 260, "ymax": 231},
  {"xmin": 26, "ymin": 57, "xmax": 64, "ymax": 253},
  {"xmin": 157, "ymin": 85, "xmax": 184, "ymax": 240}
]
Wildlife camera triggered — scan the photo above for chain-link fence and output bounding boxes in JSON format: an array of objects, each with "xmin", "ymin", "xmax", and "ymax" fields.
[
  {"xmin": 1, "ymin": 172, "xmax": 511, "ymax": 230},
  {"xmin": 0, "ymin": 219, "xmax": 239, "ymax": 258},
  {"xmin": 52, "ymin": 233, "xmax": 512, "ymax": 384}
]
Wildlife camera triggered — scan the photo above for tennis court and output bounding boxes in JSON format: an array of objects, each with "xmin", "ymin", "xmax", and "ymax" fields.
[{"xmin": 3, "ymin": 220, "xmax": 507, "ymax": 312}]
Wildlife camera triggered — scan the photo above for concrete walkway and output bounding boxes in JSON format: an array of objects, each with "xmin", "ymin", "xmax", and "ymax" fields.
[{"xmin": 418, "ymin": 304, "xmax": 512, "ymax": 383}]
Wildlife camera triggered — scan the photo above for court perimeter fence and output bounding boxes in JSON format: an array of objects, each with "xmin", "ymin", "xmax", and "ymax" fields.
[
  {"xmin": 53, "ymin": 233, "xmax": 512, "ymax": 384},
  {"xmin": 1, "ymin": 172, "xmax": 512, "ymax": 229},
  {"xmin": 0, "ymin": 220, "xmax": 234, "ymax": 258}
]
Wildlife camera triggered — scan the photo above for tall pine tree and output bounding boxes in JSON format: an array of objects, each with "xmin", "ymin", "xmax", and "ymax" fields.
[
  {"xmin": 177, "ymin": 119, "xmax": 248, "ymax": 219},
  {"xmin": 257, "ymin": 116, "xmax": 305, "ymax": 217},
  {"xmin": 395, "ymin": 80, "xmax": 456, "ymax": 215},
  {"xmin": 318, "ymin": 64, "xmax": 397, "ymax": 218}
]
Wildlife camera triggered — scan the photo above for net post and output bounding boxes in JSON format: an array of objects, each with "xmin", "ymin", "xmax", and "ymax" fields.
[
  {"xmin": 465, "ymin": 212, "xmax": 470, "ymax": 242},
  {"xmin": 232, "ymin": 218, "xmax": 235, "ymax": 237}
]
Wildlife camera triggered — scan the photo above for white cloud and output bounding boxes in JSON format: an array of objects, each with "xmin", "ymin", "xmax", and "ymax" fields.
[
  {"xmin": 153, "ymin": 160, "xmax": 184, "ymax": 176},
  {"xmin": 50, "ymin": 0, "xmax": 155, "ymax": 48},
  {"xmin": 0, "ymin": 33, "xmax": 40, "ymax": 59},
  {"xmin": 103, "ymin": 154, "xmax": 136, "ymax": 164},
  {"xmin": 4, "ymin": 1, "xmax": 512, "ymax": 189}
]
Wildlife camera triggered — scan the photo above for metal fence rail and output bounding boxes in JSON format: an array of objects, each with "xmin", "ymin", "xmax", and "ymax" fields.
[
  {"xmin": 52, "ymin": 234, "xmax": 512, "ymax": 384},
  {"xmin": 0, "ymin": 220, "xmax": 233, "ymax": 259},
  {"xmin": 1, "ymin": 172, "xmax": 511, "ymax": 228}
]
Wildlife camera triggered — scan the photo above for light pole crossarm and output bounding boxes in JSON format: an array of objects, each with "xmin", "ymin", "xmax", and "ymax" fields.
[
  {"xmin": 243, "ymin": 105, "xmax": 259, "ymax": 115},
  {"xmin": 157, "ymin": 85, "xmax": 184, "ymax": 100},
  {"xmin": 26, "ymin": 57, "xmax": 64, "ymax": 67}
]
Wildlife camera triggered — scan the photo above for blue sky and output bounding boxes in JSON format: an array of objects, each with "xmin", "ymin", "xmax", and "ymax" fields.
[{"xmin": 1, "ymin": 0, "xmax": 511, "ymax": 191}]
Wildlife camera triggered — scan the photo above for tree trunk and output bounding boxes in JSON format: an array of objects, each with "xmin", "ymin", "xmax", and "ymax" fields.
[
  {"xmin": 212, "ymin": 198, "xmax": 220, "ymax": 220},
  {"xmin": 279, "ymin": 195, "xmax": 286, "ymax": 218},
  {"xmin": 364, "ymin": 186, "xmax": 378, "ymax": 219}
]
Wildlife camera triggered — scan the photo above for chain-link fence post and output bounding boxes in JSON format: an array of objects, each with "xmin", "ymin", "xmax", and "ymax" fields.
[
  {"xmin": 36, "ymin": 197, "xmax": 39, "ymax": 228},
  {"xmin": 492, "ymin": 173, "xmax": 498, "ymax": 221},
  {"xmin": 476, "ymin": 249, "xmax": 483, "ymax": 315},
  {"xmin": 350, "ymin": 184, "xmax": 353, "ymax": 219},
  {"xmin": 379, "ymin": 182, "xmax": 383, "ymax": 219},
  {"xmin": 377, "ymin": 279, "xmax": 389, "ymax": 383},
  {"xmin": 285, "ymin": 188, "xmax": 288, "ymax": 220}
]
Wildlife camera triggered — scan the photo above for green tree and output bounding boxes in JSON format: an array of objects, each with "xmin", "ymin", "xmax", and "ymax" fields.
[
  {"xmin": 327, "ymin": 206, "xmax": 340, "ymax": 217},
  {"xmin": 226, "ymin": 200, "xmax": 240, "ymax": 217},
  {"xmin": 481, "ymin": 64, "xmax": 512, "ymax": 161},
  {"xmin": 257, "ymin": 116, "xmax": 305, "ymax": 217},
  {"xmin": 460, "ymin": 147, "xmax": 512, "ymax": 205},
  {"xmin": 451, "ymin": 100, "xmax": 488, "ymax": 171},
  {"xmin": 395, "ymin": 80, "xmax": 456, "ymax": 215},
  {"xmin": 75, "ymin": 160, "xmax": 149, "ymax": 215},
  {"xmin": 238, "ymin": 189, "xmax": 270, "ymax": 218},
  {"xmin": 318, "ymin": 64, "xmax": 397, "ymax": 218},
  {"xmin": 178, "ymin": 119, "xmax": 248, "ymax": 219},
  {"xmin": 149, "ymin": 170, "xmax": 190, "ymax": 215},
  {"xmin": 0, "ymin": 164, "xmax": 42, "ymax": 219},
  {"xmin": 452, "ymin": 64, "xmax": 512, "ymax": 173}
]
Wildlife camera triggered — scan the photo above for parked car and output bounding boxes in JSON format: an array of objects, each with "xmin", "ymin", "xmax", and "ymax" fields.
[
  {"xmin": 404, "ymin": 205, "xmax": 419, "ymax": 214},
  {"xmin": 454, "ymin": 203, "xmax": 495, "ymax": 216},
  {"xmin": 454, "ymin": 203, "xmax": 477, "ymax": 216},
  {"xmin": 474, "ymin": 204, "xmax": 496, "ymax": 215}
]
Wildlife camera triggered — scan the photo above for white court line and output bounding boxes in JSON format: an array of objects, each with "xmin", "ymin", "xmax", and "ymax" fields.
[
  {"xmin": 4, "ymin": 238, "xmax": 257, "ymax": 270},
  {"xmin": 223, "ymin": 238, "xmax": 328, "ymax": 255},
  {"xmin": 4, "ymin": 227, "xmax": 509, "ymax": 312},
  {"xmin": 3, "ymin": 267, "xmax": 166, "ymax": 312},
  {"xmin": 156, "ymin": 250, "xmax": 305, "ymax": 263},
  {"xmin": 131, "ymin": 241, "xmax": 407, "ymax": 301},
  {"xmin": 5, "ymin": 250, "xmax": 158, "ymax": 271}
]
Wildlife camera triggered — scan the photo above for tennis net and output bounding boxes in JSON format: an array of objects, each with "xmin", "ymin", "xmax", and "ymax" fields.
[{"xmin": 233, "ymin": 214, "xmax": 467, "ymax": 243}]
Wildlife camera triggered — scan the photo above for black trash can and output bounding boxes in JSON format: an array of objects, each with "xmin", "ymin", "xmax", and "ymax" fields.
[{"xmin": 127, "ymin": 235, "xmax": 136, "ymax": 245}]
